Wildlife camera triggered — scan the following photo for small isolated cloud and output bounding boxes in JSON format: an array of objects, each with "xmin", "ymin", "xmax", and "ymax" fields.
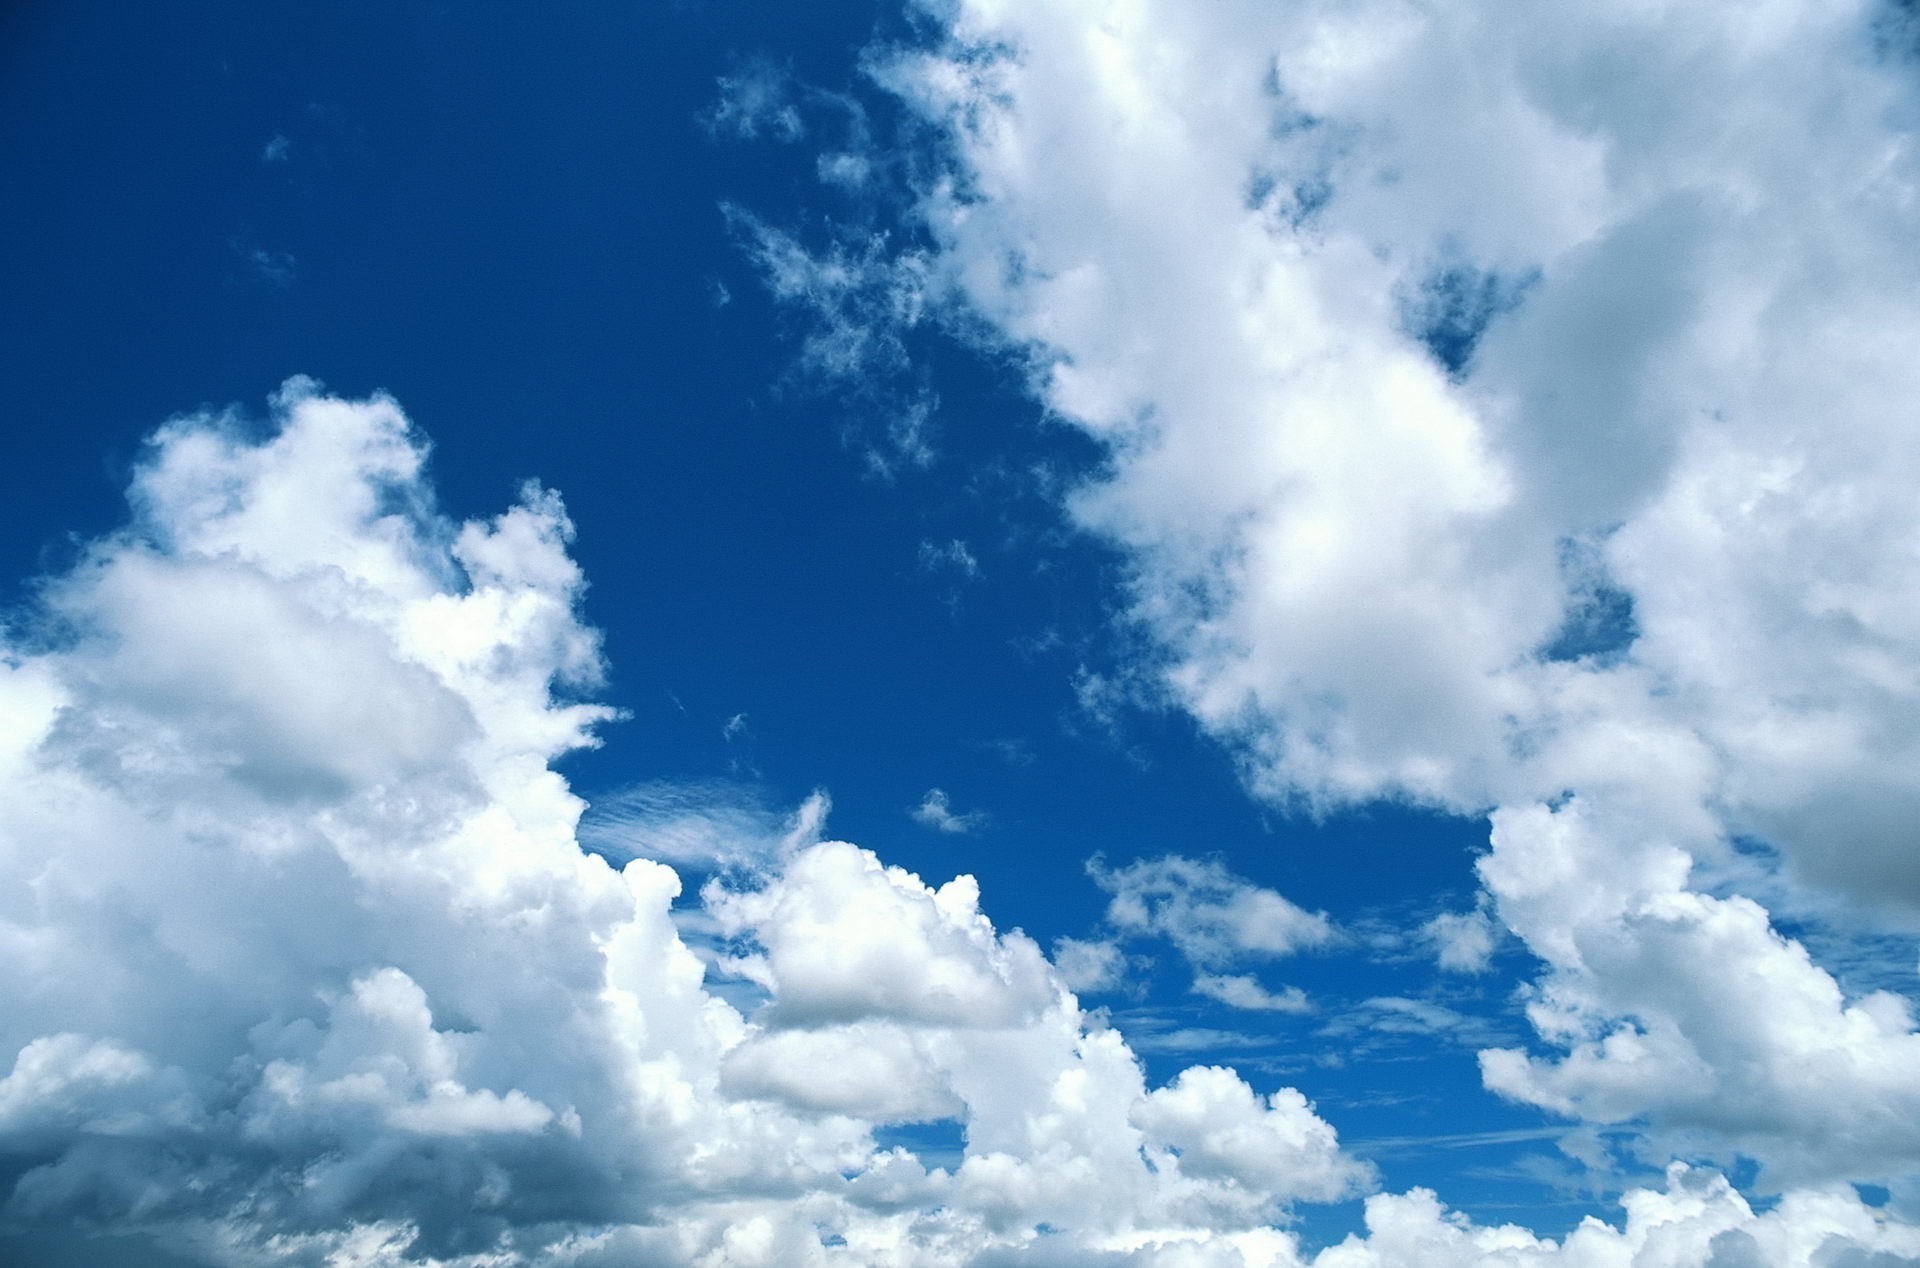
[
  {"xmin": 1423, "ymin": 905, "xmax": 1497, "ymax": 974},
  {"xmin": 1090, "ymin": 854, "xmax": 1334, "ymax": 969},
  {"xmin": 703, "ymin": 56, "xmax": 803, "ymax": 141},
  {"xmin": 1193, "ymin": 973, "xmax": 1313, "ymax": 1014},
  {"xmin": 911, "ymin": 787, "xmax": 984, "ymax": 834},
  {"xmin": 817, "ymin": 150, "xmax": 873, "ymax": 188},
  {"xmin": 918, "ymin": 537, "xmax": 980, "ymax": 579},
  {"xmin": 721, "ymin": 711, "xmax": 750, "ymax": 741},
  {"xmin": 981, "ymin": 737, "xmax": 1035, "ymax": 767},
  {"xmin": 260, "ymin": 134, "xmax": 290, "ymax": 163},
  {"xmin": 232, "ymin": 241, "xmax": 296, "ymax": 287}
]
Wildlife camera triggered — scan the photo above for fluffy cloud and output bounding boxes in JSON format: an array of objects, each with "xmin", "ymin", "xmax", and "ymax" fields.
[
  {"xmin": 912, "ymin": 787, "xmax": 986, "ymax": 834},
  {"xmin": 1191, "ymin": 975, "xmax": 1312, "ymax": 1016},
  {"xmin": 1091, "ymin": 855, "xmax": 1335, "ymax": 969},
  {"xmin": 0, "ymin": 383, "xmax": 1388, "ymax": 1264},
  {"xmin": 1423, "ymin": 907, "xmax": 1497, "ymax": 975},
  {"xmin": 746, "ymin": 0, "xmax": 1920, "ymax": 1210}
]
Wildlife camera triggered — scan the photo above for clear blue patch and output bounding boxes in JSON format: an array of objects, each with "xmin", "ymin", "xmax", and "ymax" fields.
[
  {"xmin": 1542, "ymin": 538, "xmax": 1640, "ymax": 663},
  {"xmin": 874, "ymin": 1119, "xmax": 967, "ymax": 1172},
  {"xmin": 1403, "ymin": 264, "xmax": 1537, "ymax": 379}
]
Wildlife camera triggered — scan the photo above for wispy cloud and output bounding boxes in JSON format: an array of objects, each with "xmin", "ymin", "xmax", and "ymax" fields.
[
  {"xmin": 232, "ymin": 240, "xmax": 296, "ymax": 287},
  {"xmin": 1192, "ymin": 973, "xmax": 1313, "ymax": 1014},
  {"xmin": 910, "ymin": 787, "xmax": 984, "ymax": 834}
]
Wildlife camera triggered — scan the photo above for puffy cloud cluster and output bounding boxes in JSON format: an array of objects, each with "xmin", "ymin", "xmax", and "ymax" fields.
[
  {"xmin": 0, "ymin": 383, "xmax": 1391, "ymax": 1264},
  {"xmin": 1081, "ymin": 855, "xmax": 1330, "ymax": 1013},
  {"xmin": 743, "ymin": 0, "xmax": 1920, "ymax": 1228}
]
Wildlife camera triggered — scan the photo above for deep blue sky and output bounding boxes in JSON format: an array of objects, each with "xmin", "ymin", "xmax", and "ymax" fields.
[{"xmin": 0, "ymin": 0, "xmax": 1595, "ymax": 1244}]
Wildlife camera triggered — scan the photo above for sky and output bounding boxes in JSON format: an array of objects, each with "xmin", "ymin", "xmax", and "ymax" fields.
[{"xmin": 2, "ymin": 1, "xmax": 1920, "ymax": 1265}]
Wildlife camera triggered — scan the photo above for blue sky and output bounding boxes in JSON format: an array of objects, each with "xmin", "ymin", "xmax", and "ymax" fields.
[{"xmin": 4, "ymin": 2, "xmax": 1920, "ymax": 1265}]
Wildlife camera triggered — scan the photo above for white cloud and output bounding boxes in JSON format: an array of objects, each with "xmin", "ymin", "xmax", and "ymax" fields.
[
  {"xmin": 708, "ymin": 838, "xmax": 1055, "ymax": 1029},
  {"xmin": 0, "ymin": 383, "xmax": 1386, "ymax": 1261},
  {"xmin": 234, "ymin": 242, "xmax": 296, "ymax": 287},
  {"xmin": 703, "ymin": 57, "xmax": 803, "ymax": 142},
  {"xmin": 1422, "ymin": 907, "xmax": 1496, "ymax": 975},
  {"xmin": 744, "ymin": 0, "xmax": 1920, "ymax": 1208},
  {"xmin": 918, "ymin": 537, "xmax": 981, "ymax": 578},
  {"xmin": 1312, "ymin": 1166, "xmax": 1920, "ymax": 1268},
  {"xmin": 576, "ymin": 779, "xmax": 819, "ymax": 869},
  {"xmin": 1133, "ymin": 1066, "xmax": 1369, "ymax": 1207},
  {"xmin": 1092, "ymin": 855, "xmax": 1334, "ymax": 969},
  {"xmin": 1053, "ymin": 936, "xmax": 1128, "ymax": 994},
  {"xmin": 1193, "ymin": 974, "xmax": 1312, "ymax": 1015},
  {"xmin": 912, "ymin": 786, "xmax": 985, "ymax": 833}
]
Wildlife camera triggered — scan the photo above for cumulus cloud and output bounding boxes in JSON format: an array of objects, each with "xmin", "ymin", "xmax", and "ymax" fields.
[
  {"xmin": 912, "ymin": 786, "xmax": 985, "ymax": 833},
  {"xmin": 1423, "ymin": 907, "xmax": 1497, "ymax": 975},
  {"xmin": 1053, "ymin": 936, "xmax": 1129, "ymax": 994},
  {"xmin": 0, "ymin": 382, "xmax": 1392, "ymax": 1264},
  {"xmin": 742, "ymin": 0, "xmax": 1920, "ymax": 1211},
  {"xmin": 1092, "ymin": 855, "xmax": 1335, "ymax": 970}
]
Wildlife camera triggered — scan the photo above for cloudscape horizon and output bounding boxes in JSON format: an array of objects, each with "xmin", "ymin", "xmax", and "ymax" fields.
[{"xmin": 4, "ymin": 1, "xmax": 1920, "ymax": 1264}]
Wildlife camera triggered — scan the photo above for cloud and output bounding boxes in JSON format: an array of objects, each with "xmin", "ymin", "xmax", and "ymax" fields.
[
  {"xmin": 260, "ymin": 134, "xmax": 290, "ymax": 163},
  {"xmin": 1091, "ymin": 855, "xmax": 1335, "ymax": 969},
  {"xmin": 232, "ymin": 242, "xmax": 296, "ymax": 287},
  {"xmin": 0, "ymin": 382, "xmax": 1388, "ymax": 1262},
  {"xmin": 39, "ymin": 383, "xmax": 1905, "ymax": 1263},
  {"xmin": 912, "ymin": 786, "xmax": 985, "ymax": 833},
  {"xmin": 702, "ymin": 57, "xmax": 803, "ymax": 142},
  {"xmin": 1422, "ymin": 906, "xmax": 1497, "ymax": 975},
  {"xmin": 743, "ymin": 0, "xmax": 1920, "ymax": 1207},
  {"xmin": 1319, "ymin": 997, "xmax": 1510, "ymax": 1051},
  {"xmin": 1193, "ymin": 974, "xmax": 1313, "ymax": 1015},
  {"xmin": 577, "ymin": 780, "xmax": 823, "ymax": 868},
  {"xmin": 1052, "ymin": 936, "xmax": 1127, "ymax": 994},
  {"xmin": 918, "ymin": 537, "xmax": 981, "ymax": 579},
  {"xmin": 1314, "ymin": 1167, "xmax": 1920, "ymax": 1268}
]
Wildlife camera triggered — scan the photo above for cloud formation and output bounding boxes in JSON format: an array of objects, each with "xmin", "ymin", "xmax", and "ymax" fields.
[
  {"xmin": 743, "ymin": 0, "xmax": 1920, "ymax": 1234},
  {"xmin": 1092, "ymin": 855, "xmax": 1335, "ymax": 970},
  {"xmin": 0, "ymin": 383, "xmax": 1395, "ymax": 1264},
  {"xmin": 911, "ymin": 787, "xmax": 985, "ymax": 833}
]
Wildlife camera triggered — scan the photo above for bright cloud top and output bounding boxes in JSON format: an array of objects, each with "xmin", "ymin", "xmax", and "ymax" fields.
[{"xmin": 740, "ymin": 0, "xmax": 1920, "ymax": 1213}]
